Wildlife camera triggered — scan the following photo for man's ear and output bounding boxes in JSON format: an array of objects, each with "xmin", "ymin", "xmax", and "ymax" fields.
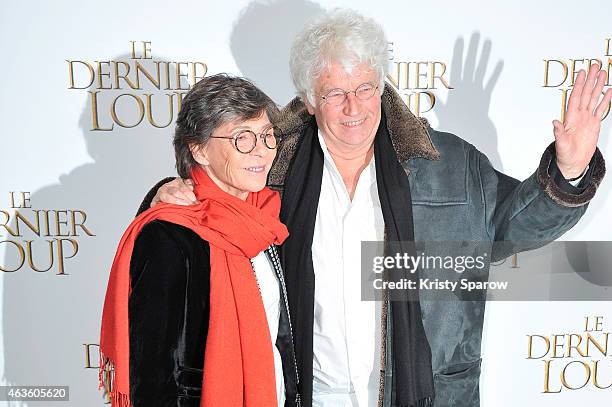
[
  {"xmin": 189, "ymin": 143, "xmax": 209, "ymax": 166},
  {"xmin": 304, "ymin": 95, "xmax": 316, "ymax": 115}
]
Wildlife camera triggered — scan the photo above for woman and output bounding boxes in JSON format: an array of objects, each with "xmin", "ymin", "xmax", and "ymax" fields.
[{"xmin": 99, "ymin": 74, "xmax": 299, "ymax": 407}]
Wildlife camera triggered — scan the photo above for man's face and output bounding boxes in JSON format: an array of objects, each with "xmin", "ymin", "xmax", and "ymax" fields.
[{"xmin": 305, "ymin": 62, "xmax": 382, "ymax": 154}]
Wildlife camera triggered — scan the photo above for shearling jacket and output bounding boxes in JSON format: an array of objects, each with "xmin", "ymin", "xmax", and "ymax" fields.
[
  {"xmin": 265, "ymin": 85, "xmax": 604, "ymax": 407},
  {"xmin": 138, "ymin": 86, "xmax": 604, "ymax": 407}
]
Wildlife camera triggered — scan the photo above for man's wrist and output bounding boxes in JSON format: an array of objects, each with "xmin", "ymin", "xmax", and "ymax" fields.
[
  {"xmin": 567, "ymin": 166, "xmax": 589, "ymax": 184},
  {"xmin": 556, "ymin": 161, "xmax": 588, "ymax": 180}
]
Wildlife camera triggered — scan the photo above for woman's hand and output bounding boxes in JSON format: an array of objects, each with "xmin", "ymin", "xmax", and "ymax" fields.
[
  {"xmin": 554, "ymin": 64, "xmax": 612, "ymax": 179},
  {"xmin": 151, "ymin": 178, "xmax": 197, "ymax": 207}
]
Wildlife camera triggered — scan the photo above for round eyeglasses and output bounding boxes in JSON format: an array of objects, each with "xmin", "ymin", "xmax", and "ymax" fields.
[
  {"xmin": 209, "ymin": 130, "xmax": 281, "ymax": 154},
  {"xmin": 320, "ymin": 82, "xmax": 379, "ymax": 106}
]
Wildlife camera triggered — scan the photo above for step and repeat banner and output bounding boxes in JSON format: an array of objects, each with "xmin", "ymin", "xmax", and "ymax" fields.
[{"xmin": 0, "ymin": 0, "xmax": 610, "ymax": 405}]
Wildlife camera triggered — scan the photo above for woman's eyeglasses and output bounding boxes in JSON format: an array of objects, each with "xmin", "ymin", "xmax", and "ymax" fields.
[{"xmin": 209, "ymin": 130, "xmax": 281, "ymax": 154}]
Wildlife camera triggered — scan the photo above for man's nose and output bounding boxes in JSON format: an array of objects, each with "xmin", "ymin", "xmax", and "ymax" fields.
[{"xmin": 343, "ymin": 92, "xmax": 361, "ymax": 116}]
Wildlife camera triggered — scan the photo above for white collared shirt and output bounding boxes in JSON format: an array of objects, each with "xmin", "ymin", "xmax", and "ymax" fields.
[
  {"xmin": 311, "ymin": 131, "xmax": 385, "ymax": 406},
  {"xmin": 251, "ymin": 250, "xmax": 285, "ymax": 407}
]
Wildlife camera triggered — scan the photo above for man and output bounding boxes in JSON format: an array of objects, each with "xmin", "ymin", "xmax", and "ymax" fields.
[{"xmin": 141, "ymin": 9, "xmax": 609, "ymax": 407}]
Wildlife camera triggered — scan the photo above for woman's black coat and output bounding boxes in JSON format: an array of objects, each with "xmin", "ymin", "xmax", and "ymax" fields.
[{"xmin": 127, "ymin": 219, "xmax": 299, "ymax": 406}]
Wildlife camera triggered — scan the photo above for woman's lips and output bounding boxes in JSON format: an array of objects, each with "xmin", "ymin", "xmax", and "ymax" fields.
[{"xmin": 244, "ymin": 166, "xmax": 266, "ymax": 173}]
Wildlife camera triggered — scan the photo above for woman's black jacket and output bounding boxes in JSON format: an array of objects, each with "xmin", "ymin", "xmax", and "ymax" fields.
[{"xmin": 127, "ymin": 219, "xmax": 300, "ymax": 406}]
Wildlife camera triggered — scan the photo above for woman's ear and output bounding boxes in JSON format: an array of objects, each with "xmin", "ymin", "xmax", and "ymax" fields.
[{"xmin": 189, "ymin": 143, "xmax": 209, "ymax": 166}]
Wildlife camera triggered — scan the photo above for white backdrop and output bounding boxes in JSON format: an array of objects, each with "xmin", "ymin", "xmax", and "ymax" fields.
[{"xmin": 0, "ymin": 0, "xmax": 610, "ymax": 405}]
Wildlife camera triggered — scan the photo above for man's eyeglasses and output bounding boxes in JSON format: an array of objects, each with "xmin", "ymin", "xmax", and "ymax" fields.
[
  {"xmin": 320, "ymin": 82, "xmax": 379, "ymax": 106},
  {"xmin": 209, "ymin": 130, "xmax": 281, "ymax": 154}
]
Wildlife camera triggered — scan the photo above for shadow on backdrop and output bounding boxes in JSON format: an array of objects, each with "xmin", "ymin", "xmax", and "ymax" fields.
[
  {"xmin": 1, "ymin": 54, "xmax": 178, "ymax": 406},
  {"xmin": 435, "ymin": 32, "xmax": 504, "ymax": 171},
  {"xmin": 230, "ymin": 0, "xmax": 325, "ymax": 106}
]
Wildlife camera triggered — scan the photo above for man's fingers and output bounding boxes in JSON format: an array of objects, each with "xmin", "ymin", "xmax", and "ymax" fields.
[
  {"xmin": 588, "ymin": 70, "xmax": 607, "ymax": 113},
  {"xmin": 159, "ymin": 189, "xmax": 193, "ymax": 206},
  {"xmin": 567, "ymin": 70, "xmax": 586, "ymax": 112},
  {"xmin": 174, "ymin": 188, "xmax": 197, "ymax": 204},
  {"xmin": 594, "ymin": 88, "xmax": 612, "ymax": 120},
  {"xmin": 579, "ymin": 64, "xmax": 600, "ymax": 110},
  {"xmin": 552, "ymin": 119, "xmax": 565, "ymax": 140}
]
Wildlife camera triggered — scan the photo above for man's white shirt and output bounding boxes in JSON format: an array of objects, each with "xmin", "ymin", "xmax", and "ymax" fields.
[{"xmin": 311, "ymin": 131, "xmax": 385, "ymax": 406}]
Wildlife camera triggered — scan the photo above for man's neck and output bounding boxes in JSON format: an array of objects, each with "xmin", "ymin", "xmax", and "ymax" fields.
[{"xmin": 327, "ymin": 145, "xmax": 374, "ymax": 200}]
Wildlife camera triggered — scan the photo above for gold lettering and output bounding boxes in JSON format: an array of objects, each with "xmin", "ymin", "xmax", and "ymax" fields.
[
  {"xmin": 113, "ymin": 61, "xmax": 139, "ymax": 90},
  {"xmin": 162, "ymin": 61, "xmax": 172, "ymax": 90},
  {"xmin": 14, "ymin": 210, "xmax": 40, "ymax": 236},
  {"xmin": 585, "ymin": 333, "xmax": 608, "ymax": 357},
  {"xmin": 175, "ymin": 91, "xmax": 185, "ymax": 112},
  {"xmin": 543, "ymin": 59, "xmax": 568, "ymax": 87},
  {"xmin": 551, "ymin": 334, "xmax": 565, "ymax": 358},
  {"xmin": 593, "ymin": 360, "xmax": 612, "ymax": 389},
  {"xmin": 89, "ymin": 91, "xmax": 114, "ymax": 131},
  {"xmin": 34, "ymin": 210, "xmax": 52, "ymax": 237},
  {"xmin": 560, "ymin": 361, "xmax": 591, "ymax": 390},
  {"xmin": 191, "ymin": 62, "xmax": 207, "ymax": 86},
  {"xmin": 567, "ymin": 334, "xmax": 587, "ymax": 357},
  {"xmin": 96, "ymin": 61, "xmax": 112, "ymax": 90},
  {"xmin": 175, "ymin": 62, "xmax": 190, "ymax": 90},
  {"xmin": 130, "ymin": 41, "xmax": 140, "ymax": 59},
  {"xmin": 135, "ymin": 61, "xmax": 161, "ymax": 89},
  {"xmin": 0, "ymin": 211, "xmax": 18, "ymax": 236},
  {"xmin": 67, "ymin": 60, "xmax": 95, "ymax": 89},
  {"xmin": 25, "ymin": 240, "xmax": 54, "ymax": 272},
  {"xmin": 110, "ymin": 94, "xmax": 145, "ymax": 128},
  {"xmin": 0, "ymin": 241, "xmax": 26, "ymax": 272},
  {"xmin": 83, "ymin": 344, "xmax": 100, "ymax": 369},
  {"xmin": 143, "ymin": 41, "xmax": 152, "ymax": 59},
  {"xmin": 386, "ymin": 62, "xmax": 401, "ymax": 89},
  {"xmin": 70, "ymin": 211, "xmax": 95, "ymax": 236},
  {"xmin": 602, "ymin": 94, "xmax": 611, "ymax": 120},
  {"xmin": 527, "ymin": 335, "xmax": 550, "ymax": 359},
  {"xmin": 145, "ymin": 93, "xmax": 174, "ymax": 128},
  {"xmin": 54, "ymin": 210, "xmax": 70, "ymax": 237},
  {"xmin": 414, "ymin": 62, "xmax": 429, "ymax": 89},
  {"xmin": 560, "ymin": 88, "xmax": 570, "ymax": 122},
  {"xmin": 570, "ymin": 59, "xmax": 586, "ymax": 86},
  {"xmin": 542, "ymin": 360, "xmax": 562, "ymax": 393},
  {"xmin": 594, "ymin": 316, "xmax": 604, "ymax": 331},
  {"xmin": 431, "ymin": 62, "xmax": 452, "ymax": 89},
  {"xmin": 55, "ymin": 238, "xmax": 78, "ymax": 276}
]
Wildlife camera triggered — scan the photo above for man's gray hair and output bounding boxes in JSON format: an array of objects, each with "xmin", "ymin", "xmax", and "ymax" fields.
[{"xmin": 289, "ymin": 8, "xmax": 389, "ymax": 105}]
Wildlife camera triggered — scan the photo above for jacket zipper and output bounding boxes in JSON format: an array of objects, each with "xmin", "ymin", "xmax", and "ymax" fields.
[
  {"xmin": 267, "ymin": 245, "xmax": 301, "ymax": 407},
  {"xmin": 377, "ymin": 290, "xmax": 389, "ymax": 407}
]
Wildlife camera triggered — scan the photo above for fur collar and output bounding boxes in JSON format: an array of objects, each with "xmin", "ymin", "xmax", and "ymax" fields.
[{"xmin": 268, "ymin": 85, "xmax": 440, "ymax": 187}]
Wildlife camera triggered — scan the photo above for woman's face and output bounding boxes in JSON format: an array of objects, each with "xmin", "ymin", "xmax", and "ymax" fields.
[{"xmin": 192, "ymin": 112, "xmax": 277, "ymax": 200}]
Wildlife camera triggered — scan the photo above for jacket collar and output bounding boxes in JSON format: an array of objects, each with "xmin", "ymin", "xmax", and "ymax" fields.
[{"xmin": 268, "ymin": 85, "xmax": 440, "ymax": 187}]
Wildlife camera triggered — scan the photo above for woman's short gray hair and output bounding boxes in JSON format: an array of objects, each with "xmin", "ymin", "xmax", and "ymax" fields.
[
  {"xmin": 289, "ymin": 8, "xmax": 389, "ymax": 105},
  {"xmin": 174, "ymin": 74, "xmax": 278, "ymax": 178}
]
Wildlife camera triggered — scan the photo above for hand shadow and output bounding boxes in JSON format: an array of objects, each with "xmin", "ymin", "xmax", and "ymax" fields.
[
  {"xmin": 230, "ymin": 0, "xmax": 325, "ymax": 106},
  {"xmin": 435, "ymin": 32, "xmax": 504, "ymax": 171}
]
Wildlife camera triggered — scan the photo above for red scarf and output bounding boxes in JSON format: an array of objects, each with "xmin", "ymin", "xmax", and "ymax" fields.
[{"xmin": 99, "ymin": 166, "xmax": 289, "ymax": 407}]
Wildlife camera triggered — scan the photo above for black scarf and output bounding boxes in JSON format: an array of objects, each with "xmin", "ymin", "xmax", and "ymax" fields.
[{"xmin": 278, "ymin": 110, "xmax": 434, "ymax": 407}]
